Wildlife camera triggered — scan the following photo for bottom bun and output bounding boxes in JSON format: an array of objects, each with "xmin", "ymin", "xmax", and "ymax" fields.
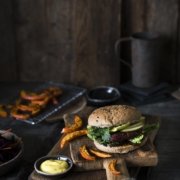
[{"xmin": 94, "ymin": 137, "xmax": 148, "ymax": 154}]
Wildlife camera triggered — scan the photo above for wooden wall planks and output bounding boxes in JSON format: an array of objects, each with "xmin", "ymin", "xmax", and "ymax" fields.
[
  {"xmin": 0, "ymin": 0, "xmax": 16, "ymax": 81},
  {"xmin": 0, "ymin": 0, "xmax": 180, "ymax": 86},
  {"xmin": 13, "ymin": 0, "xmax": 121, "ymax": 87},
  {"xmin": 178, "ymin": 0, "xmax": 180, "ymax": 82},
  {"xmin": 145, "ymin": 0, "xmax": 179, "ymax": 82},
  {"xmin": 14, "ymin": 0, "xmax": 74, "ymax": 83},
  {"xmin": 71, "ymin": 0, "xmax": 121, "ymax": 87},
  {"xmin": 122, "ymin": 0, "xmax": 179, "ymax": 83}
]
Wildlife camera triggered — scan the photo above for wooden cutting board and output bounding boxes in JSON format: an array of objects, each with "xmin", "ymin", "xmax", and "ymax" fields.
[
  {"xmin": 29, "ymin": 106, "xmax": 159, "ymax": 180},
  {"xmin": 63, "ymin": 106, "xmax": 159, "ymax": 180}
]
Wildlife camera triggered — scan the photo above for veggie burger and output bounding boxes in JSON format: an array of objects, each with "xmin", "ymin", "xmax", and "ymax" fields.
[{"xmin": 87, "ymin": 105, "xmax": 158, "ymax": 153}]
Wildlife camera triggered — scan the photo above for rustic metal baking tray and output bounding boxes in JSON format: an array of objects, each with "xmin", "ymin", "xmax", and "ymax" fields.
[{"xmin": 14, "ymin": 82, "xmax": 86, "ymax": 125}]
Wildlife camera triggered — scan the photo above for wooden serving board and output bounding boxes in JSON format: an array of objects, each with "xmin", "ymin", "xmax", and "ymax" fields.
[
  {"xmin": 29, "ymin": 106, "xmax": 159, "ymax": 180},
  {"xmin": 63, "ymin": 106, "xmax": 160, "ymax": 180}
]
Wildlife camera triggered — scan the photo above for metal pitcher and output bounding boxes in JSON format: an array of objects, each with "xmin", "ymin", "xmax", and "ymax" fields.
[{"xmin": 115, "ymin": 32, "xmax": 162, "ymax": 88}]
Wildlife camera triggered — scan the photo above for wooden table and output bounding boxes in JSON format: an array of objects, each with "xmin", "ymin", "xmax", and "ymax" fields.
[
  {"xmin": 1, "ymin": 82, "xmax": 180, "ymax": 180},
  {"xmin": 29, "ymin": 97, "xmax": 180, "ymax": 180},
  {"xmin": 138, "ymin": 100, "xmax": 180, "ymax": 180}
]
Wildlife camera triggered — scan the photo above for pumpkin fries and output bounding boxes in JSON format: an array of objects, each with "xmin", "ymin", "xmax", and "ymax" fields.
[
  {"xmin": 108, "ymin": 159, "xmax": 121, "ymax": 175},
  {"xmin": 61, "ymin": 115, "xmax": 83, "ymax": 134},
  {"xmin": 79, "ymin": 145, "xmax": 112, "ymax": 160},
  {"xmin": 60, "ymin": 129, "xmax": 87, "ymax": 149},
  {"xmin": 0, "ymin": 86, "xmax": 63, "ymax": 121}
]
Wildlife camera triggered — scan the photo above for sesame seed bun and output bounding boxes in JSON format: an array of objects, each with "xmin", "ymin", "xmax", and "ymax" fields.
[
  {"xmin": 87, "ymin": 105, "xmax": 146, "ymax": 154},
  {"xmin": 88, "ymin": 105, "xmax": 141, "ymax": 128}
]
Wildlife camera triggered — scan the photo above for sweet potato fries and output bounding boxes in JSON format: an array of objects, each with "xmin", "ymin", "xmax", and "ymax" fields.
[{"xmin": 0, "ymin": 86, "xmax": 63, "ymax": 121}]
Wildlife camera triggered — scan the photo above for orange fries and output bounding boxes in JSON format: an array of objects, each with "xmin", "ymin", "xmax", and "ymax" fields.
[
  {"xmin": 60, "ymin": 130, "xmax": 87, "ymax": 149},
  {"xmin": 89, "ymin": 148, "xmax": 112, "ymax": 158},
  {"xmin": 79, "ymin": 145, "xmax": 96, "ymax": 161},
  {"xmin": 61, "ymin": 115, "xmax": 83, "ymax": 134},
  {"xmin": 108, "ymin": 160, "xmax": 121, "ymax": 176}
]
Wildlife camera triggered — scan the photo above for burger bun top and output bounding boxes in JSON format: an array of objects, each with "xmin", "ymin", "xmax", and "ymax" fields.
[{"xmin": 88, "ymin": 105, "xmax": 141, "ymax": 128}]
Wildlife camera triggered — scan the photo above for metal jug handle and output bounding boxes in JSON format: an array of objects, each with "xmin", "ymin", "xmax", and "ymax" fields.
[{"xmin": 115, "ymin": 37, "xmax": 132, "ymax": 69}]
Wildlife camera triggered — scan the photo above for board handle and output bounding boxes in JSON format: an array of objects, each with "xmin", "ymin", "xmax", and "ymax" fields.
[{"xmin": 103, "ymin": 158, "xmax": 130, "ymax": 180}]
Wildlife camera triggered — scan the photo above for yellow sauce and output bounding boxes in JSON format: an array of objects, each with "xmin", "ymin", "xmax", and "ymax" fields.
[{"xmin": 40, "ymin": 159, "xmax": 69, "ymax": 174}]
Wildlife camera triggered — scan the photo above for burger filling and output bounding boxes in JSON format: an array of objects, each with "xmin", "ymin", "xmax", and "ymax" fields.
[{"xmin": 87, "ymin": 117, "xmax": 159, "ymax": 147}]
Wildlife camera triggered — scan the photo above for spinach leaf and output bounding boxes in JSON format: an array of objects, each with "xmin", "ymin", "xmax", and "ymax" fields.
[{"xmin": 87, "ymin": 126, "xmax": 110, "ymax": 145}]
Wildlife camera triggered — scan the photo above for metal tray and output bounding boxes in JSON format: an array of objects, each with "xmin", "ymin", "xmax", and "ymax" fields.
[{"xmin": 13, "ymin": 82, "xmax": 86, "ymax": 125}]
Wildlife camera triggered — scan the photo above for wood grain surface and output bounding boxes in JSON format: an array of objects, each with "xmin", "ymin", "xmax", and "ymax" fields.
[
  {"xmin": 12, "ymin": 0, "xmax": 121, "ymax": 87},
  {"xmin": 121, "ymin": 0, "xmax": 179, "ymax": 83},
  {"xmin": 0, "ymin": 0, "xmax": 16, "ymax": 81},
  {"xmin": 1, "ymin": 1, "xmax": 180, "ymax": 84},
  {"xmin": 70, "ymin": 0, "xmax": 121, "ymax": 87},
  {"xmin": 29, "ymin": 106, "xmax": 159, "ymax": 180},
  {"xmin": 14, "ymin": 0, "xmax": 74, "ymax": 83}
]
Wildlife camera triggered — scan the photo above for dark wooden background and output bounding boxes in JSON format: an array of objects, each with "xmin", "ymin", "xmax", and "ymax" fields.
[{"xmin": 0, "ymin": 0, "xmax": 179, "ymax": 88}]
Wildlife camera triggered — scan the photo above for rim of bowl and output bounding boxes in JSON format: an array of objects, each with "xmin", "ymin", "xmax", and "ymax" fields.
[
  {"xmin": 0, "ymin": 130, "xmax": 23, "ymax": 167},
  {"xmin": 87, "ymin": 86, "xmax": 121, "ymax": 103},
  {"xmin": 34, "ymin": 155, "xmax": 73, "ymax": 177}
]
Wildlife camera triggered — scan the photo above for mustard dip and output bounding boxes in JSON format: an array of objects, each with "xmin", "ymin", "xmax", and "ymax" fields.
[{"xmin": 40, "ymin": 159, "xmax": 69, "ymax": 174}]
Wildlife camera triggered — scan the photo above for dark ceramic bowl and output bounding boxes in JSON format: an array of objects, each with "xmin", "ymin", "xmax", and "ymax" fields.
[
  {"xmin": 34, "ymin": 155, "xmax": 73, "ymax": 177},
  {"xmin": 0, "ymin": 130, "xmax": 23, "ymax": 176},
  {"xmin": 86, "ymin": 86, "xmax": 121, "ymax": 106}
]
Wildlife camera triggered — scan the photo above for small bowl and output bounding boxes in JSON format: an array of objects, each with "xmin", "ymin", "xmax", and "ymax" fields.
[
  {"xmin": 0, "ymin": 130, "xmax": 23, "ymax": 176},
  {"xmin": 34, "ymin": 155, "xmax": 73, "ymax": 177},
  {"xmin": 86, "ymin": 86, "xmax": 121, "ymax": 106}
]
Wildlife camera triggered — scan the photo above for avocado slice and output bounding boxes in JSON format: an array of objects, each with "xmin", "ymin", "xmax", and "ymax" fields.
[
  {"xmin": 110, "ymin": 122, "xmax": 130, "ymax": 132},
  {"xmin": 121, "ymin": 120, "xmax": 144, "ymax": 132},
  {"xmin": 129, "ymin": 134, "xmax": 144, "ymax": 144}
]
